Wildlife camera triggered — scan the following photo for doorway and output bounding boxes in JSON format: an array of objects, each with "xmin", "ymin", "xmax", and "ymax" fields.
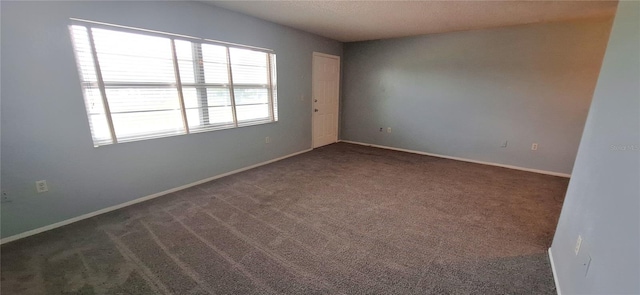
[{"xmin": 312, "ymin": 52, "xmax": 340, "ymax": 148}]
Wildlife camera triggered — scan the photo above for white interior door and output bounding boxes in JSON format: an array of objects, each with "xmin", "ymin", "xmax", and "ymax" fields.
[{"xmin": 312, "ymin": 53, "xmax": 340, "ymax": 148}]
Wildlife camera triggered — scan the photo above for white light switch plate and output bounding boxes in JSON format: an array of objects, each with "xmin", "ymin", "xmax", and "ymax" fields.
[{"xmin": 575, "ymin": 235, "xmax": 583, "ymax": 255}]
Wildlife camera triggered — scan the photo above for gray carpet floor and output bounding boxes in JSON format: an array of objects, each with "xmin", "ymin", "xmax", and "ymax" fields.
[{"xmin": 1, "ymin": 143, "xmax": 568, "ymax": 294}]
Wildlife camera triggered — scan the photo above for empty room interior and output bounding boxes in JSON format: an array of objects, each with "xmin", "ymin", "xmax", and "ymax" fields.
[{"xmin": 1, "ymin": 1, "xmax": 639, "ymax": 294}]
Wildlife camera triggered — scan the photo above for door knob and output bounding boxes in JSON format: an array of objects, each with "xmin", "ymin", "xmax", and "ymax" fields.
[
  {"xmin": 314, "ymin": 99, "xmax": 318, "ymax": 102},
  {"xmin": 314, "ymin": 109, "xmax": 319, "ymax": 112}
]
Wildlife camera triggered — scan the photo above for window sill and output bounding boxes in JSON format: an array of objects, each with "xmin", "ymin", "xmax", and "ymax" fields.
[{"xmin": 93, "ymin": 119, "xmax": 278, "ymax": 147}]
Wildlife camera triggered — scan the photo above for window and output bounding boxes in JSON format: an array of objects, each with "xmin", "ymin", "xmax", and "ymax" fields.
[{"xmin": 69, "ymin": 21, "xmax": 277, "ymax": 146}]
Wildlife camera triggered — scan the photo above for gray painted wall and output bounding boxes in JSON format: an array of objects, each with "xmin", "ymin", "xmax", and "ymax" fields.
[
  {"xmin": 0, "ymin": 1, "xmax": 342, "ymax": 238},
  {"xmin": 550, "ymin": 2, "xmax": 640, "ymax": 294},
  {"xmin": 341, "ymin": 19, "xmax": 612, "ymax": 175}
]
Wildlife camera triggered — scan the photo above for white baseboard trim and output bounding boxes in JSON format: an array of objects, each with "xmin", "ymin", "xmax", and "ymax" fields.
[
  {"xmin": 0, "ymin": 148, "xmax": 313, "ymax": 245},
  {"xmin": 339, "ymin": 140, "xmax": 570, "ymax": 178},
  {"xmin": 548, "ymin": 248, "xmax": 562, "ymax": 295}
]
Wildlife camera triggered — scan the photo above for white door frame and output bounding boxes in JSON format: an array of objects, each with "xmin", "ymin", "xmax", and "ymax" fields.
[{"xmin": 311, "ymin": 52, "xmax": 341, "ymax": 149}]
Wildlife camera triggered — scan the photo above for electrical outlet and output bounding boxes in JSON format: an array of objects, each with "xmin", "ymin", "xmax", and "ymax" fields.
[
  {"xmin": 531, "ymin": 143, "xmax": 538, "ymax": 151},
  {"xmin": 1, "ymin": 191, "xmax": 11, "ymax": 203},
  {"xmin": 387, "ymin": 127, "xmax": 392, "ymax": 133},
  {"xmin": 501, "ymin": 140, "xmax": 508, "ymax": 148},
  {"xmin": 36, "ymin": 180, "xmax": 48, "ymax": 193},
  {"xmin": 575, "ymin": 235, "xmax": 583, "ymax": 255},
  {"xmin": 265, "ymin": 136, "xmax": 271, "ymax": 144}
]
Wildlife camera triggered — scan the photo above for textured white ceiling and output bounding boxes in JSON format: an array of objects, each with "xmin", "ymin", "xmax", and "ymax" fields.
[{"xmin": 206, "ymin": 0, "xmax": 617, "ymax": 42}]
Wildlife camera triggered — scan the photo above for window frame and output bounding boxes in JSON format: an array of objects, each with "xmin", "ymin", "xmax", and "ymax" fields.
[{"xmin": 69, "ymin": 19, "xmax": 278, "ymax": 147}]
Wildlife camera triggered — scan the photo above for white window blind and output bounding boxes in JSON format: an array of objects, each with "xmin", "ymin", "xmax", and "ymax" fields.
[{"xmin": 69, "ymin": 21, "xmax": 277, "ymax": 146}]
